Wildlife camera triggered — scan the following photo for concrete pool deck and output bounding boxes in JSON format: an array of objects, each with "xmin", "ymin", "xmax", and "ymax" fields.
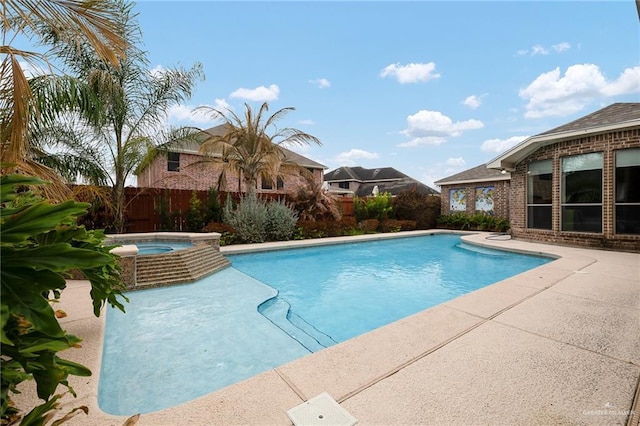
[{"xmin": 21, "ymin": 231, "xmax": 639, "ymax": 425}]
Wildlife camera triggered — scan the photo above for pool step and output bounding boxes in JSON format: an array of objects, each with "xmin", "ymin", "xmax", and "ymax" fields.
[
  {"xmin": 258, "ymin": 297, "xmax": 336, "ymax": 352},
  {"xmin": 134, "ymin": 244, "xmax": 231, "ymax": 289}
]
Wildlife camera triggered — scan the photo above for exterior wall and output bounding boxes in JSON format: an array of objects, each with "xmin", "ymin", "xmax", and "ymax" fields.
[
  {"xmin": 510, "ymin": 128, "xmax": 640, "ymax": 252},
  {"xmin": 439, "ymin": 180, "xmax": 510, "ymax": 218},
  {"xmin": 137, "ymin": 153, "xmax": 323, "ymax": 194},
  {"xmin": 327, "ymin": 181, "xmax": 361, "ymax": 195}
]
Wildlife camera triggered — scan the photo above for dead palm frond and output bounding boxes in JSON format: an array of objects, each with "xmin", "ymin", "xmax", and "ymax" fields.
[{"xmin": 1, "ymin": 0, "xmax": 126, "ymax": 198}]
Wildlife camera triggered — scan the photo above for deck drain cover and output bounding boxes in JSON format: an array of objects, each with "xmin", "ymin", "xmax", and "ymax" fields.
[{"xmin": 287, "ymin": 392, "xmax": 357, "ymax": 426}]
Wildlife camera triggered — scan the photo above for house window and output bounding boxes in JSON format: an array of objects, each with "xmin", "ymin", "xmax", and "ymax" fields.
[
  {"xmin": 338, "ymin": 181, "xmax": 350, "ymax": 190},
  {"xmin": 277, "ymin": 176, "xmax": 284, "ymax": 190},
  {"xmin": 527, "ymin": 160, "xmax": 552, "ymax": 229},
  {"xmin": 167, "ymin": 152, "xmax": 180, "ymax": 172},
  {"xmin": 615, "ymin": 148, "xmax": 640, "ymax": 234},
  {"xmin": 261, "ymin": 174, "xmax": 273, "ymax": 190},
  {"xmin": 561, "ymin": 153, "xmax": 602, "ymax": 233},
  {"xmin": 475, "ymin": 187, "xmax": 495, "ymax": 213},
  {"xmin": 449, "ymin": 189, "xmax": 466, "ymax": 212}
]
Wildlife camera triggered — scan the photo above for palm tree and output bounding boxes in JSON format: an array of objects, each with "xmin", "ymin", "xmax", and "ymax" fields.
[
  {"xmin": 1, "ymin": 0, "xmax": 126, "ymax": 192},
  {"xmin": 196, "ymin": 102, "xmax": 322, "ymax": 193},
  {"xmin": 30, "ymin": 1, "xmax": 204, "ymax": 232}
]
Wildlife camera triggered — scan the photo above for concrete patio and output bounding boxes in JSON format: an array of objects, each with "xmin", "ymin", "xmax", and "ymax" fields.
[{"xmin": 21, "ymin": 231, "xmax": 640, "ymax": 425}]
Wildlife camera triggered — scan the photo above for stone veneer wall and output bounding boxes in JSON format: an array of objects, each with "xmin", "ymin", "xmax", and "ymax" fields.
[
  {"xmin": 439, "ymin": 180, "xmax": 510, "ymax": 218},
  {"xmin": 137, "ymin": 152, "xmax": 323, "ymax": 194},
  {"xmin": 509, "ymin": 128, "xmax": 640, "ymax": 252}
]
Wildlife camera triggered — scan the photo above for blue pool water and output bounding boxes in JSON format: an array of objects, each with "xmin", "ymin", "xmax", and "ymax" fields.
[
  {"xmin": 99, "ymin": 234, "xmax": 552, "ymax": 415},
  {"xmin": 135, "ymin": 241, "xmax": 193, "ymax": 255}
]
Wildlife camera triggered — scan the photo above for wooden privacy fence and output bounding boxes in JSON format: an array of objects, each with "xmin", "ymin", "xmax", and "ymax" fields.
[{"xmin": 123, "ymin": 187, "xmax": 355, "ymax": 233}]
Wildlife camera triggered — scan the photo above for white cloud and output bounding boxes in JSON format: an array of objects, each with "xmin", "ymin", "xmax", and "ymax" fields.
[
  {"xmin": 446, "ymin": 157, "xmax": 466, "ymax": 167},
  {"xmin": 520, "ymin": 64, "xmax": 640, "ymax": 118},
  {"xmin": 166, "ymin": 99, "xmax": 232, "ymax": 125},
  {"xmin": 397, "ymin": 136, "xmax": 447, "ymax": 148},
  {"xmin": 531, "ymin": 45, "xmax": 549, "ymax": 56},
  {"xmin": 309, "ymin": 78, "xmax": 330, "ymax": 88},
  {"xmin": 517, "ymin": 43, "xmax": 570, "ymax": 57},
  {"xmin": 379, "ymin": 62, "xmax": 440, "ymax": 84},
  {"xmin": 398, "ymin": 110, "xmax": 484, "ymax": 146},
  {"xmin": 166, "ymin": 104, "xmax": 209, "ymax": 124},
  {"xmin": 230, "ymin": 84, "xmax": 279, "ymax": 101},
  {"xmin": 481, "ymin": 136, "xmax": 529, "ymax": 153},
  {"xmin": 601, "ymin": 66, "xmax": 640, "ymax": 96},
  {"xmin": 298, "ymin": 119, "xmax": 315, "ymax": 125},
  {"xmin": 552, "ymin": 42, "xmax": 571, "ymax": 53},
  {"xmin": 334, "ymin": 149, "xmax": 379, "ymax": 165},
  {"xmin": 150, "ymin": 65, "xmax": 167, "ymax": 77},
  {"xmin": 462, "ymin": 94, "xmax": 486, "ymax": 109}
]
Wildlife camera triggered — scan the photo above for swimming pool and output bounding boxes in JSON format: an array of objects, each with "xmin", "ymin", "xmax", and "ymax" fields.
[{"xmin": 99, "ymin": 234, "xmax": 552, "ymax": 415}]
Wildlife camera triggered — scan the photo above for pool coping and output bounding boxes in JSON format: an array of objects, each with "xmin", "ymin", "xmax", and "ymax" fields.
[{"xmin": 16, "ymin": 230, "xmax": 640, "ymax": 425}]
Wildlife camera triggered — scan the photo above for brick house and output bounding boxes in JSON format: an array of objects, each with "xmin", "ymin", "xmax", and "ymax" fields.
[
  {"xmin": 487, "ymin": 102, "xmax": 640, "ymax": 251},
  {"xmin": 434, "ymin": 164, "xmax": 510, "ymax": 218},
  {"xmin": 324, "ymin": 166, "xmax": 439, "ymax": 197},
  {"xmin": 136, "ymin": 124, "xmax": 327, "ymax": 194}
]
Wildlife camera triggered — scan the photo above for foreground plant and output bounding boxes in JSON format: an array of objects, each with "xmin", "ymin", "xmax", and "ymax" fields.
[{"xmin": 1, "ymin": 174, "xmax": 128, "ymax": 425}]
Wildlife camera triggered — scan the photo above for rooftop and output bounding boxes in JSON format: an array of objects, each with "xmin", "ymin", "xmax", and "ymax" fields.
[
  {"xmin": 434, "ymin": 163, "xmax": 509, "ymax": 186},
  {"xmin": 325, "ymin": 166, "xmax": 439, "ymax": 196}
]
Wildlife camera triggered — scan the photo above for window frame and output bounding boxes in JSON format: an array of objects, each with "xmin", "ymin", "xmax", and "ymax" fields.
[
  {"xmin": 167, "ymin": 152, "xmax": 180, "ymax": 172},
  {"xmin": 560, "ymin": 152, "xmax": 603, "ymax": 233},
  {"xmin": 614, "ymin": 148, "xmax": 640, "ymax": 235},
  {"xmin": 526, "ymin": 159, "xmax": 553, "ymax": 230}
]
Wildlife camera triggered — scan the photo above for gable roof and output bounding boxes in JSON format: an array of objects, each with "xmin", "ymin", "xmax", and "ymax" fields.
[
  {"xmin": 324, "ymin": 166, "xmax": 439, "ymax": 196},
  {"xmin": 161, "ymin": 124, "xmax": 327, "ymax": 170},
  {"xmin": 434, "ymin": 163, "xmax": 509, "ymax": 186},
  {"xmin": 487, "ymin": 103, "xmax": 640, "ymax": 171},
  {"xmin": 324, "ymin": 166, "xmax": 408, "ymax": 182}
]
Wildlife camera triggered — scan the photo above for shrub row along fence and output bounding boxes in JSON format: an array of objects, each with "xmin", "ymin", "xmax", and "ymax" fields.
[{"xmin": 120, "ymin": 187, "xmax": 354, "ymax": 233}]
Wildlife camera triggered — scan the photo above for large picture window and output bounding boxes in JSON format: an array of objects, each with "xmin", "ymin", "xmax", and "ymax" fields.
[
  {"xmin": 615, "ymin": 148, "xmax": 640, "ymax": 234},
  {"xmin": 561, "ymin": 153, "xmax": 602, "ymax": 233},
  {"xmin": 527, "ymin": 160, "xmax": 552, "ymax": 229},
  {"xmin": 449, "ymin": 189, "xmax": 466, "ymax": 212}
]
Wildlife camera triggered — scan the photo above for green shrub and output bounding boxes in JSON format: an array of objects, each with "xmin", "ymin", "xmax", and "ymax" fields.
[
  {"xmin": 394, "ymin": 190, "xmax": 441, "ymax": 229},
  {"xmin": 437, "ymin": 212, "xmax": 510, "ymax": 232},
  {"xmin": 295, "ymin": 217, "xmax": 360, "ymax": 239},
  {"xmin": 185, "ymin": 191, "xmax": 205, "ymax": 232},
  {"xmin": 380, "ymin": 219, "xmax": 417, "ymax": 233},
  {"xmin": 266, "ymin": 200, "xmax": 298, "ymax": 241},
  {"xmin": 354, "ymin": 193, "xmax": 393, "ymax": 222},
  {"xmin": 203, "ymin": 222, "xmax": 236, "ymax": 245},
  {"xmin": 156, "ymin": 190, "xmax": 175, "ymax": 231},
  {"xmin": 204, "ymin": 187, "xmax": 223, "ymax": 223},
  {"xmin": 358, "ymin": 218, "xmax": 380, "ymax": 233},
  {"xmin": 1, "ymin": 175, "xmax": 127, "ymax": 425},
  {"xmin": 224, "ymin": 192, "xmax": 268, "ymax": 243}
]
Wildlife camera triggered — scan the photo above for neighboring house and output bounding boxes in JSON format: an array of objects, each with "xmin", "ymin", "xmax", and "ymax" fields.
[
  {"xmin": 487, "ymin": 102, "xmax": 640, "ymax": 251},
  {"xmin": 136, "ymin": 124, "xmax": 327, "ymax": 194},
  {"xmin": 434, "ymin": 164, "xmax": 510, "ymax": 218},
  {"xmin": 323, "ymin": 166, "xmax": 439, "ymax": 197}
]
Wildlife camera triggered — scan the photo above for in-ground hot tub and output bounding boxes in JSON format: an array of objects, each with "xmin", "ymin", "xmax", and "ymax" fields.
[{"xmin": 106, "ymin": 232, "xmax": 223, "ymax": 288}]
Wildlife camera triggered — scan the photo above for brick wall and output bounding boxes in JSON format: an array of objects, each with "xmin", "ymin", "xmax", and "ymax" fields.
[
  {"xmin": 510, "ymin": 128, "xmax": 640, "ymax": 252},
  {"xmin": 439, "ymin": 180, "xmax": 510, "ymax": 218},
  {"xmin": 136, "ymin": 152, "xmax": 323, "ymax": 195}
]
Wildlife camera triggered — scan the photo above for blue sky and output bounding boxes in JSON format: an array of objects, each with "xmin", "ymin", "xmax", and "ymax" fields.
[{"xmin": 24, "ymin": 1, "xmax": 640, "ymax": 188}]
